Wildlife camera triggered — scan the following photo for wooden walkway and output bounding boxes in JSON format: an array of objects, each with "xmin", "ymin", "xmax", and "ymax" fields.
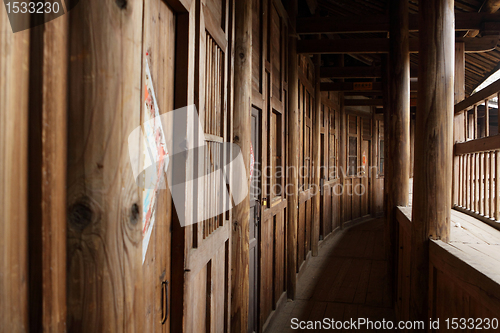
[{"xmin": 265, "ymin": 218, "xmax": 395, "ymax": 332}]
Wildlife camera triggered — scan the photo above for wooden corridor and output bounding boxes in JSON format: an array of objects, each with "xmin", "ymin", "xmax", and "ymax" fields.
[{"xmin": 265, "ymin": 219, "xmax": 395, "ymax": 332}]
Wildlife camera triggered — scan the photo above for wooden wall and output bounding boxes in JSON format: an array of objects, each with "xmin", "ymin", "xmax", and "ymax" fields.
[
  {"xmin": 65, "ymin": 0, "xmax": 145, "ymax": 331},
  {"xmin": 251, "ymin": 0, "xmax": 289, "ymax": 330},
  {"xmin": 320, "ymin": 92, "xmax": 342, "ymax": 237},
  {"xmin": 1, "ymin": 1, "xmax": 388, "ymax": 332}
]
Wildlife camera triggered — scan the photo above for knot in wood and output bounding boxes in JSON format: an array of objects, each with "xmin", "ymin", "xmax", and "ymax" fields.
[
  {"xmin": 115, "ymin": 0, "xmax": 127, "ymax": 9},
  {"xmin": 130, "ymin": 203, "xmax": 140, "ymax": 225},
  {"xmin": 69, "ymin": 199, "xmax": 93, "ymax": 231}
]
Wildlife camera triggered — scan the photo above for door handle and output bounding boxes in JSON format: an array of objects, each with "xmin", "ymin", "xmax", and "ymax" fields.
[{"xmin": 161, "ymin": 280, "xmax": 168, "ymax": 324}]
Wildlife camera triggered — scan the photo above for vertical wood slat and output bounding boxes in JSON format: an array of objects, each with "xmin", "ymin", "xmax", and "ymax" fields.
[
  {"xmin": 479, "ymin": 152, "xmax": 484, "ymax": 215},
  {"xmin": 475, "ymin": 153, "xmax": 479, "ymax": 212},
  {"xmin": 485, "ymin": 99, "xmax": 490, "ymax": 137},
  {"xmin": 490, "ymin": 151, "xmax": 495, "ymax": 218},
  {"xmin": 485, "ymin": 152, "xmax": 489, "ymax": 215},
  {"xmin": 467, "ymin": 154, "xmax": 470, "ymax": 210},
  {"xmin": 459, "ymin": 155, "xmax": 463, "ymax": 206},
  {"xmin": 0, "ymin": 10, "xmax": 30, "ymax": 332},
  {"xmin": 496, "ymin": 151, "xmax": 500, "ymax": 221},
  {"xmin": 474, "ymin": 105, "xmax": 478, "ymax": 139}
]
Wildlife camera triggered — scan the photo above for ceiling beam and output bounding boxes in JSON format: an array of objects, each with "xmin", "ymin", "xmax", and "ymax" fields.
[
  {"xmin": 321, "ymin": 66, "xmax": 418, "ymax": 78},
  {"xmin": 297, "ymin": 12, "xmax": 500, "ymax": 34},
  {"xmin": 297, "ymin": 37, "xmax": 499, "ymax": 54},
  {"xmin": 481, "ymin": 0, "xmax": 500, "ymax": 12},
  {"xmin": 320, "ymin": 66, "xmax": 382, "ymax": 78},
  {"xmin": 321, "ymin": 81, "xmax": 418, "ymax": 92},
  {"xmin": 345, "ymin": 99, "xmax": 384, "ymax": 107}
]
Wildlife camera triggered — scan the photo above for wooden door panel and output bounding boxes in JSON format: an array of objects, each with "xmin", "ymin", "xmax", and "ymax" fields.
[
  {"xmin": 142, "ymin": 1, "xmax": 176, "ymax": 331},
  {"xmin": 183, "ymin": 2, "xmax": 230, "ymax": 332}
]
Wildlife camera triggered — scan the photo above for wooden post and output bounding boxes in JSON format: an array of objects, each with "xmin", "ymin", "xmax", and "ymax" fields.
[
  {"xmin": 0, "ymin": 11, "xmax": 30, "ymax": 332},
  {"xmin": 287, "ymin": 0, "xmax": 299, "ymax": 299},
  {"xmin": 453, "ymin": 42, "xmax": 466, "ymax": 206},
  {"xmin": 312, "ymin": 53, "xmax": 322, "ymax": 256},
  {"xmin": 386, "ymin": 0, "xmax": 410, "ymax": 302},
  {"xmin": 231, "ymin": 0, "xmax": 252, "ymax": 330},
  {"xmin": 410, "ymin": 0, "xmax": 454, "ymax": 322}
]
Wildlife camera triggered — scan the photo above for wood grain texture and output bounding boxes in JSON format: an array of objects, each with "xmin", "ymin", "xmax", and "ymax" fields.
[
  {"xmin": 0, "ymin": 9, "xmax": 30, "ymax": 333},
  {"xmin": 231, "ymin": 0, "xmax": 251, "ymax": 330},
  {"xmin": 37, "ymin": 14, "xmax": 69, "ymax": 332},
  {"xmin": 311, "ymin": 53, "xmax": 321, "ymax": 257},
  {"xmin": 410, "ymin": 0, "xmax": 454, "ymax": 323},
  {"xmin": 286, "ymin": 0, "xmax": 299, "ymax": 300},
  {"xmin": 66, "ymin": 0, "xmax": 145, "ymax": 331}
]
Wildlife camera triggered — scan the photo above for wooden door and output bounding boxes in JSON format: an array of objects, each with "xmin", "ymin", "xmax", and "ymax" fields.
[
  {"xmin": 361, "ymin": 140, "xmax": 371, "ymax": 216},
  {"xmin": 249, "ymin": 107, "xmax": 261, "ymax": 333},
  {"xmin": 180, "ymin": 0, "xmax": 231, "ymax": 332},
  {"xmin": 142, "ymin": 1, "xmax": 176, "ymax": 331}
]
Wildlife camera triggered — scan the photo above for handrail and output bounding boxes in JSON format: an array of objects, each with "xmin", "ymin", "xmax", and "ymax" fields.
[
  {"xmin": 455, "ymin": 77, "xmax": 500, "ymax": 115},
  {"xmin": 455, "ymin": 135, "xmax": 500, "ymax": 155}
]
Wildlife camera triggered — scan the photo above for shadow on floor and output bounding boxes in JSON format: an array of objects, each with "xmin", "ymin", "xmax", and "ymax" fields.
[{"xmin": 265, "ymin": 218, "xmax": 396, "ymax": 332}]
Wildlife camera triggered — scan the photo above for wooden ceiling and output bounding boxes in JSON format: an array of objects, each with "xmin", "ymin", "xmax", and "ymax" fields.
[{"xmin": 300, "ymin": 0, "xmax": 500, "ymax": 97}]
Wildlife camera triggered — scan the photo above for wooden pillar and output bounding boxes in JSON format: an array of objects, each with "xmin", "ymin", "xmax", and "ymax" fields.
[
  {"xmin": 410, "ymin": 0, "xmax": 454, "ymax": 322},
  {"xmin": 386, "ymin": 0, "xmax": 410, "ymax": 301},
  {"xmin": 312, "ymin": 54, "xmax": 322, "ymax": 256},
  {"xmin": 286, "ymin": 0, "xmax": 299, "ymax": 299},
  {"xmin": 453, "ymin": 42, "xmax": 466, "ymax": 206},
  {"xmin": 231, "ymin": 0, "xmax": 252, "ymax": 330},
  {"xmin": 0, "ymin": 12, "xmax": 30, "ymax": 332}
]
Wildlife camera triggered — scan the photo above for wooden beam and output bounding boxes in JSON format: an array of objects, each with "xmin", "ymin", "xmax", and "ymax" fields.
[
  {"xmin": 344, "ymin": 99, "xmax": 384, "ymax": 107},
  {"xmin": 286, "ymin": 0, "xmax": 299, "ymax": 300},
  {"xmin": 297, "ymin": 15, "xmax": 390, "ymax": 34},
  {"xmin": 305, "ymin": 0, "xmax": 318, "ymax": 14},
  {"xmin": 297, "ymin": 12, "xmax": 500, "ymax": 34},
  {"xmin": 321, "ymin": 81, "xmax": 418, "ymax": 92},
  {"xmin": 321, "ymin": 66, "xmax": 419, "ymax": 79},
  {"xmin": 231, "ymin": 0, "xmax": 252, "ymax": 331},
  {"xmin": 411, "ymin": 0, "xmax": 454, "ymax": 323},
  {"xmin": 297, "ymin": 38, "xmax": 390, "ymax": 54},
  {"xmin": 481, "ymin": 0, "xmax": 500, "ymax": 12},
  {"xmin": 297, "ymin": 36, "xmax": 498, "ymax": 54},
  {"xmin": 455, "ymin": 134, "xmax": 500, "ymax": 155},
  {"xmin": 455, "ymin": 77, "xmax": 500, "ymax": 114},
  {"xmin": 320, "ymin": 66, "xmax": 382, "ymax": 78}
]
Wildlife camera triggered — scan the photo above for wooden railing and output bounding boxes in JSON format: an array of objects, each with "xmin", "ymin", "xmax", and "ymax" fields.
[{"xmin": 454, "ymin": 78, "xmax": 500, "ymax": 230}]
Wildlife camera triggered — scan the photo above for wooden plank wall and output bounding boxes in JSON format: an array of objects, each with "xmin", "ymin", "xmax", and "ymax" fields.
[
  {"xmin": 320, "ymin": 92, "xmax": 342, "ymax": 237},
  {"xmin": 65, "ymin": 0, "xmax": 145, "ymax": 331},
  {"xmin": 251, "ymin": 0, "xmax": 289, "ymax": 330},
  {"xmin": 297, "ymin": 55, "xmax": 315, "ymax": 272},
  {"xmin": 0, "ymin": 10, "xmax": 30, "ymax": 332}
]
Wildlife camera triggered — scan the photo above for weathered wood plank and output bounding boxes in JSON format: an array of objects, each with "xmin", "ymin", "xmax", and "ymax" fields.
[
  {"xmin": 287, "ymin": 0, "xmax": 299, "ymax": 300},
  {"xmin": 231, "ymin": 0, "xmax": 252, "ymax": 330},
  {"xmin": 0, "ymin": 9, "xmax": 30, "ymax": 332}
]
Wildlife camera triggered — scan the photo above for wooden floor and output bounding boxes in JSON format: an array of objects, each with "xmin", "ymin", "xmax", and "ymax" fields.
[{"xmin": 265, "ymin": 218, "xmax": 395, "ymax": 332}]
